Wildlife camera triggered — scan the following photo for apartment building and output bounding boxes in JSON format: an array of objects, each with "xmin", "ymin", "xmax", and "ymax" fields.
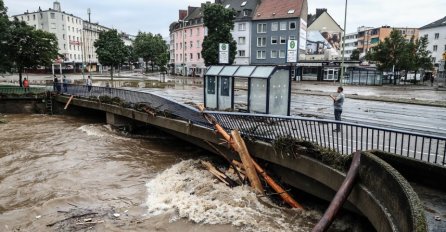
[
  {"xmin": 11, "ymin": 1, "xmax": 131, "ymax": 72},
  {"xmin": 357, "ymin": 26, "xmax": 419, "ymax": 54},
  {"xmin": 169, "ymin": 5, "xmax": 207, "ymax": 76},
  {"xmin": 250, "ymin": 0, "xmax": 308, "ymax": 65},
  {"xmin": 11, "ymin": 1, "xmax": 83, "ymax": 67},
  {"xmin": 218, "ymin": 0, "xmax": 259, "ymax": 65},
  {"xmin": 419, "ymin": 16, "xmax": 446, "ymax": 67}
]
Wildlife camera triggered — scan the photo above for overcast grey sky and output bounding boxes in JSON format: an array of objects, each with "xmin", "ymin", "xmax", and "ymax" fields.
[{"xmin": 4, "ymin": 0, "xmax": 445, "ymax": 37}]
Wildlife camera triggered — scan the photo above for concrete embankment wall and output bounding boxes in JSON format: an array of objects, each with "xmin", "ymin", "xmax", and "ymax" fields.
[
  {"xmin": 371, "ymin": 150, "xmax": 446, "ymax": 192},
  {"xmin": 0, "ymin": 98, "xmax": 46, "ymax": 114},
  {"xmin": 48, "ymin": 96, "xmax": 428, "ymax": 231}
]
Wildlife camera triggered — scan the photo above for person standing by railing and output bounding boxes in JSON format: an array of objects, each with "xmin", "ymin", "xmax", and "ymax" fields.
[
  {"xmin": 62, "ymin": 75, "xmax": 68, "ymax": 92},
  {"xmin": 86, "ymin": 76, "xmax": 92, "ymax": 92},
  {"xmin": 330, "ymin": 86, "xmax": 345, "ymax": 132},
  {"xmin": 23, "ymin": 78, "xmax": 29, "ymax": 93}
]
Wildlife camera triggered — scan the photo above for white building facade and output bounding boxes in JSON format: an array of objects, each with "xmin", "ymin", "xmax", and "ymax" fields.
[
  {"xmin": 11, "ymin": 1, "xmax": 131, "ymax": 72},
  {"xmin": 11, "ymin": 1, "xmax": 84, "ymax": 67},
  {"xmin": 419, "ymin": 16, "xmax": 446, "ymax": 67},
  {"xmin": 343, "ymin": 32, "xmax": 357, "ymax": 60}
]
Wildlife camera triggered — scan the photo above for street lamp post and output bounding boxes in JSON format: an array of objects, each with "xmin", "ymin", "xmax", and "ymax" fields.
[
  {"xmin": 339, "ymin": 0, "xmax": 348, "ymax": 86},
  {"xmin": 87, "ymin": 8, "xmax": 92, "ymax": 78}
]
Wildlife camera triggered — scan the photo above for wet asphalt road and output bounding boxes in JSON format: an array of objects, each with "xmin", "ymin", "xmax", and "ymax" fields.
[{"xmin": 142, "ymin": 86, "xmax": 446, "ymax": 137}]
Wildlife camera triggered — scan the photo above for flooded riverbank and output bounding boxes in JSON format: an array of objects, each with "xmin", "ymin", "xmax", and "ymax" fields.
[{"xmin": 0, "ymin": 114, "xmax": 370, "ymax": 231}]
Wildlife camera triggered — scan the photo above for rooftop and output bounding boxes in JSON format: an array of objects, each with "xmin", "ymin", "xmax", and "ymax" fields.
[{"xmin": 253, "ymin": 0, "xmax": 305, "ymax": 20}]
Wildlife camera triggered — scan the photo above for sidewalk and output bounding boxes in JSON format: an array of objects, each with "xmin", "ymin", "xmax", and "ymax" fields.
[{"xmin": 293, "ymin": 81, "xmax": 446, "ymax": 107}]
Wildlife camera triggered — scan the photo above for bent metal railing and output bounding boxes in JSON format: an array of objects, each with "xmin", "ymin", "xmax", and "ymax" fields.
[{"xmin": 56, "ymin": 84, "xmax": 445, "ymax": 167}]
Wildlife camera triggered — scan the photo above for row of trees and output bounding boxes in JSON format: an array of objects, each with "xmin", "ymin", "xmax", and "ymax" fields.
[
  {"xmin": 0, "ymin": 0, "xmax": 58, "ymax": 86},
  {"xmin": 94, "ymin": 30, "xmax": 169, "ymax": 80}
]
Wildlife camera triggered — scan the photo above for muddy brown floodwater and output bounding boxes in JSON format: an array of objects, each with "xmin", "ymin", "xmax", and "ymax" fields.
[{"xmin": 0, "ymin": 114, "xmax": 370, "ymax": 232}]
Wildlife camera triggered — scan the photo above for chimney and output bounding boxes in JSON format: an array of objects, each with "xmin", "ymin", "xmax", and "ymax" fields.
[
  {"xmin": 315, "ymin": 8, "xmax": 327, "ymax": 18},
  {"xmin": 53, "ymin": 1, "xmax": 61, "ymax": 12},
  {"xmin": 179, "ymin": 10, "xmax": 187, "ymax": 21}
]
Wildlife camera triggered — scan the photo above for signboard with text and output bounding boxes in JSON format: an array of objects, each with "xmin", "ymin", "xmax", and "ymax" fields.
[
  {"xmin": 219, "ymin": 43, "xmax": 229, "ymax": 64},
  {"xmin": 286, "ymin": 40, "xmax": 298, "ymax": 63}
]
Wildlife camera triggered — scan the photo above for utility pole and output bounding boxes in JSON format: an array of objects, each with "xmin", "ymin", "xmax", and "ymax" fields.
[
  {"xmin": 87, "ymin": 8, "xmax": 92, "ymax": 78},
  {"xmin": 339, "ymin": 0, "xmax": 347, "ymax": 86}
]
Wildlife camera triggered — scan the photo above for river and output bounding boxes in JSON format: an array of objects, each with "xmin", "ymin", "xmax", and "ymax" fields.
[{"xmin": 0, "ymin": 114, "xmax": 369, "ymax": 231}]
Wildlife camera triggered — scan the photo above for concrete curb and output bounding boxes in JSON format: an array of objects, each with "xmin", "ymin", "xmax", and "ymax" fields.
[{"xmin": 294, "ymin": 90, "xmax": 446, "ymax": 108}]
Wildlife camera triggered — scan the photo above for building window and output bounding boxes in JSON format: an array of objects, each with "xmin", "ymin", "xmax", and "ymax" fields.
[
  {"xmin": 257, "ymin": 23, "xmax": 266, "ymax": 33},
  {"xmin": 271, "ymin": 36, "xmax": 278, "ymax": 44},
  {"xmin": 280, "ymin": 22, "xmax": 287, "ymax": 30},
  {"xmin": 64, "ymin": 44, "xmax": 66, "ymax": 49},
  {"xmin": 63, "ymin": 34, "xmax": 65, "ymax": 39},
  {"xmin": 238, "ymin": 23, "xmax": 246, "ymax": 31},
  {"xmin": 289, "ymin": 21, "xmax": 296, "ymax": 30},
  {"xmin": 50, "ymin": 13, "xmax": 55, "ymax": 19},
  {"xmin": 190, "ymin": 41, "xmax": 193, "ymax": 48},
  {"xmin": 279, "ymin": 50, "xmax": 285, "ymax": 58},
  {"xmin": 238, "ymin": 37, "xmax": 246, "ymax": 45},
  {"xmin": 197, "ymin": 53, "xmax": 201, "ymax": 60},
  {"xmin": 280, "ymin": 36, "xmax": 286, "ymax": 44},
  {"xmin": 433, "ymin": 45, "xmax": 438, "ymax": 51},
  {"xmin": 190, "ymin": 29, "xmax": 192, "ymax": 36},
  {"xmin": 197, "ymin": 40, "xmax": 200, "ymax": 48},
  {"xmin": 289, "ymin": 36, "xmax": 296, "ymax": 40},
  {"xmin": 238, "ymin": 50, "xmax": 245, "ymax": 57},
  {"xmin": 33, "ymin": 15, "xmax": 36, "ymax": 20},
  {"xmin": 423, "ymin": 34, "xmax": 428, "ymax": 39},
  {"xmin": 190, "ymin": 53, "xmax": 193, "ymax": 60},
  {"xmin": 271, "ymin": 50, "xmax": 277, "ymax": 58},
  {"xmin": 184, "ymin": 42, "xmax": 187, "ymax": 50},
  {"xmin": 256, "ymin": 50, "xmax": 266, "ymax": 59},
  {"xmin": 432, "ymin": 57, "xmax": 436, "ymax": 63},
  {"xmin": 197, "ymin": 28, "xmax": 200, "ymax": 36},
  {"xmin": 271, "ymin": 22, "xmax": 278, "ymax": 31},
  {"xmin": 434, "ymin": 33, "xmax": 439, "ymax": 39},
  {"xmin": 257, "ymin": 37, "xmax": 266, "ymax": 47}
]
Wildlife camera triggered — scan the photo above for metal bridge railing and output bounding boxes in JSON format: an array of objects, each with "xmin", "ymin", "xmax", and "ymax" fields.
[
  {"xmin": 53, "ymin": 84, "xmax": 445, "ymax": 167},
  {"xmin": 60, "ymin": 84, "xmax": 209, "ymax": 126},
  {"xmin": 0, "ymin": 86, "xmax": 48, "ymax": 95},
  {"xmin": 207, "ymin": 111, "xmax": 446, "ymax": 166}
]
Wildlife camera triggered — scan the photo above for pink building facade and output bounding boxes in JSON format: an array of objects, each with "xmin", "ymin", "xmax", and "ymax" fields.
[{"xmin": 169, "ymin": 6, "xmax": 207, "ymax": 77}]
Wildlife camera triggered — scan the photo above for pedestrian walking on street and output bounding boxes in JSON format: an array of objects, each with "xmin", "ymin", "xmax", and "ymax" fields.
[
  {"xmin": 23, "ymin": 78, "xmax": 29, "ymax": 93},
  {"xmin": 86, "ymin": 75, "xmax": 92, "ymax": 92},
  {"xmin": 330, "ymin": 86, "xmax": 345, "ymax": 132}
]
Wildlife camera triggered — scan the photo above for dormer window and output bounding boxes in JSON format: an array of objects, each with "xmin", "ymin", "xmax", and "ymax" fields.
[
  {"xmin": 288, "ymin": 9, "xmax": 295, "ymax": 14},
  {"xmin": 241, "ymin": 1, "xmax": 247, "ymax": 6}
]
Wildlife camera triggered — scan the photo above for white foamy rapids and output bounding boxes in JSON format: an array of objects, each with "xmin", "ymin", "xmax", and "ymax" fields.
[
  {"xmin": 145, "ymin": 160, "xmax": 313, "ymax": 232},
  {"xmin": 76, "ymin": 124, "xmax": 130, "ymax": 140}
]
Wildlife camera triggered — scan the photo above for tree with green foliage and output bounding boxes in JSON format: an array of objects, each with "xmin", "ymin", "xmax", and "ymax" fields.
[
  {"xmin": 367, "ymin": 30, "xmax": 407, "ymax": 72},
  {"xmin": 8, "ymin": 19, "xmax": 58, "ymax": 86},
  {"xmin": 125, "ymin": 45, "xmax": 138, "ymax": 69},
  {"xmin": 367, "ymin": 29, "xmax": 432, "ymax": 84},
  {"xmin": 202, "ymin": 3, "xmax": 237, "ymax": 66},
  {"xmin": 350, "ymin": 49, "xmax": 360, "ymax": 61},
  {"xmin": 94, "ymin": 29, "xmax": 127, "ymax": 81},
  {"xmin": 0, "ymin": 0, "xmax": 11, "ymax": 72},
  {"xmin": 155, "ymin": 52, "xmax": 169, "ymax": 74},
  {"xmin": 134, "ymin": 32, "xmax": 168, "ymax": 73}
]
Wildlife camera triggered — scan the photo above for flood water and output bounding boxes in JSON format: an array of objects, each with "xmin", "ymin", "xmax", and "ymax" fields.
[{"xmin": 0, "ymin": 114, "xmax": 367, "ymax": 231}]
